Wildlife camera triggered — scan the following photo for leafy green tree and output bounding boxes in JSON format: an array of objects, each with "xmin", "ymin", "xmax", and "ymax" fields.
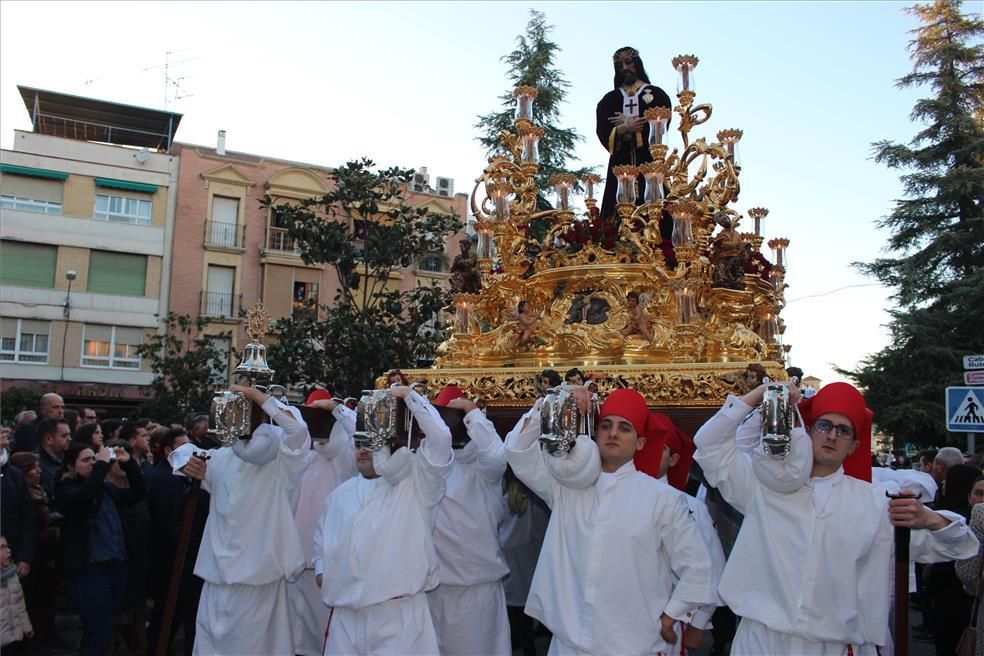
[
  {"xmin": 1, "ymin": 385, "xmax": 45, "ymax": 424},
  {"xmin": 136, "ymin": 313, "xmax": 230, "ymax": 424},
  {"xmin": 264, "ymin": 159, "xmax": 462, "ymax": 397},
  {"xmin": 475, "ymin": 9, "xmax": 593, "ymax": 215},
  {"xmin": 844, "ymin": 0, "xmax": 983, "ymax": 447}
]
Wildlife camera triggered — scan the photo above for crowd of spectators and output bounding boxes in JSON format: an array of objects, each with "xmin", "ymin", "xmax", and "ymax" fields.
[{"xmin": 0, "ymin": 393, "xmax": 214, "ymax": 655}]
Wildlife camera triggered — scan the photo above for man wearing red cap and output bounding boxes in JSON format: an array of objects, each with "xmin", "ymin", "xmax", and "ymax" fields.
[
  {"xmin": 287, "ymin": 389, "xmax": 359, "ymax": 656},
  {"xmin": 694, "ymin": 381, "xmax": 979, "ymax": 654},
  {"xmin": 312, "ymin": 385, "xmax": 452, "ymax": 655},
  {"xmin": 506, "ymin": 386, "xmax": 718, "ymax": 655},
  {"xmin": 427, "ymin": 386, "xmax": 511, "ymax": 655}
]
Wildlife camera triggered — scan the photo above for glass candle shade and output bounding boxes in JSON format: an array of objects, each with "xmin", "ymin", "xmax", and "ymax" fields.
[
  {"xmin": 748, "ymin": 208, "xmax": 768, "ymax": 237},
  {"xmin": 671, "ymin": 217, "xmax": 693, "ymax": 248},
  {"xmin": 514, "ymin": 86, "xmax": 536, "ymax": 122},
  {"xmin": 477, "ymin": 227, "xmax": 494, "ymax": 259},
  {"xmin": 490, "ymin": 183, "xmax": 512, "ymax": 222},
  {"xmin": 672, "ymin": 55, "xmax": 699, "ymax": 93},
  {"xmin": 551, "ymin": 174, "xmax": 576, "ymax": 211},
  {"xmin": 582, "ymin": 174, "xmax": 600, "ymax": 201},
  {"xmin": 769, "ymin": 238, "xmax": 789, "ymax": 268},
  {"xmin": 455, "ymin": 301, "xmax": 473, "ymax": 334},
  {"xmin": 644, "ymin": 107, "xmax": 671, "ymax": 147},
  {"xmin": 642, "ymin": 169, "xmax": 664, "ymax": 204},
  {"xmin": 758, "ymin": 315, "xmax": 779, "ymax": 341},
  {"xmin": 520, "ymin": 127, "xmax": 542, "ymax": 165},
  {"xmin": 674, "ymin": 288, "xmax": 696, "ymax": 325},
  {"xmin": 613, "ymin": 166, "xmax": 638, "ymax": 205}
]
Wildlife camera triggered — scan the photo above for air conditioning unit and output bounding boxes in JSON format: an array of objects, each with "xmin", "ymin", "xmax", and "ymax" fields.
[
  {"xmin": 435, "ymin": 176, "xmax": 454, "ymax": 197},
  {"xmin": 411, "ymin": 167, "xmax": 430, "ymax": 193}
]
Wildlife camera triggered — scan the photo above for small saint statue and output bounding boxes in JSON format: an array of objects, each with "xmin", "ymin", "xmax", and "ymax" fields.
[
  {"xmin": 710, "ymin": 215, "xmax": 749, "ymax": 290},
  {"xmin": 449, "ymin": 238, "xmax": 482, "ymax": 294}
]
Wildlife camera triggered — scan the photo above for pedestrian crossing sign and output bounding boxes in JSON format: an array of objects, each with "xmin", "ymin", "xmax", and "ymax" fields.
[{"xmin": 946, "ymin": 386, "xmax": 984, "ymax": 432}]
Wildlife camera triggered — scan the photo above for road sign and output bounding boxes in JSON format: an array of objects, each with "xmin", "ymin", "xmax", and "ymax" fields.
[
  {"xmin": 965, "ymin": 355, "xmax": 984, "ymax": 370},
  {"xmin": 946, "ymin": 386, "xmax": 984, "ymax": 432},
  {"xmin": 967, "ymin": 371, "xmax": 984, "ymax": 386}
]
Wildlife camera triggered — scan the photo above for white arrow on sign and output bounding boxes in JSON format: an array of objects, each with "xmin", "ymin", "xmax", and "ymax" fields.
[
  {"xmin": 966, "ymin": 371, "xmax": 984, "ymax": 386},
  {"xmin": 965, "ymin": 355, "xmax": 984, "ymax": 370}
]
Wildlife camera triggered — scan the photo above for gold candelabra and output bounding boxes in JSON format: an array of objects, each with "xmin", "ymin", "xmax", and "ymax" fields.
[{"xmin": 432, "ymin": 52, "xmax": 792, "ymax": 402}]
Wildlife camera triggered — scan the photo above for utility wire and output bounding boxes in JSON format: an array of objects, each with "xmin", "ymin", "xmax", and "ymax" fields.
[{"xmin": 786, "ymin": 283, "xmax": 883, "ymax": 304}]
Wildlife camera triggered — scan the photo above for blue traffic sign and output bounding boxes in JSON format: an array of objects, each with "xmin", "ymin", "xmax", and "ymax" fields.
[{"xmin": 946, "ymin": 386, "xmax": 984, "ymax": 432}]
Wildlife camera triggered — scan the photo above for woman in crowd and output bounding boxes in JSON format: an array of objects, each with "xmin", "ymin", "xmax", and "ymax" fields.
[
  {"xmin": 76, "ymin": 422, "xmax": 104, "ymax": 453},
  {"xmin": 55, "ymin": 442, "xmax": 146, "ymax": 656},
  {"xmin": 103, "ymin": 438, "xmax": 151, "ymax": 650},
  {"xmin": 8, "ymin": 453, "xmax": 60, "ymax": 647},
  {"xmin": 957, "ymin": 474, "xmax": 984, "ymax": 656},
  {"xmin": 928, "ymin": 463, "xmax": 981, "ymax": 656}
]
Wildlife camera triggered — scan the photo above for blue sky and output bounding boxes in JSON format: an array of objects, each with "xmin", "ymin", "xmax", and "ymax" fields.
[{"xmin": 1, "ymin": 0, "xmax": 954, "ymax": 387}]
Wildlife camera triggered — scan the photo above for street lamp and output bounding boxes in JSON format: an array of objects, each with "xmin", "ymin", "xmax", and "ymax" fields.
[{"xmin": 60, "ymin": 270, "xmax": 77, "ymax": 381}]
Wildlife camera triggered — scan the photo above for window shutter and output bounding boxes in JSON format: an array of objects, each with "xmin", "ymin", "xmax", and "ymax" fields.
[
  {"xmin": 87, "ymin": 251, "xmax": 147, "ymax": 296},
  {"xmin": 0, "ymin": 241, "xmax": 57, "ymax": 287}
]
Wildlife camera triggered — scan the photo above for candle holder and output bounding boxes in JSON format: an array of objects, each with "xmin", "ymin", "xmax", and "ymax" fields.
[
  {"xmin": 514, "ymin": 85, "xmax": 537, "ymax": 125},
  {"xmin": 639, "ymin": 162, "xmax": 665, "ymax": 204},
  {"xmin": 668, "ymin": 199, "xmax": 699, "ymax": 248},
  {"xmin": 748, "ymin": 207, "xmax": 768, "ymax": 236},
  {"xmin": 550, "ymin": 173, "xmax": 577, "ymax": 211},
  {"xmin": 716, "ymin": 129, "xmax": 743, "ymax": 165},
  {"xmin": 672, "ymin": 54, "xmax": 699, "ymax": 94},
  {"xmin": 487, "ymin": 181, "xmax": 514, "ymax": 222},
  {"xmin": 581, "ymin": 173, "xmax": 601, "ymax": 211},
  {"xmin": 476, "ymin": 221, "xmax": 495, "ymax": 260},
  {"xmin": 613, "ymin": 165, "xmax": 638, "ymax": 205},
  {"xmin": 768, "ymin": 237, "xmax": 789, "ymax": 268},
  {"xmin": 519, "ymin": 125, "xmax": 543, "ymax": 165},
  {"xmin": 644, "ymin": 106, "xmax": 672, "ymax": 147},
  {"xmin": 673, "ymin": 281, "xmax": 697, "ymax": 325}
]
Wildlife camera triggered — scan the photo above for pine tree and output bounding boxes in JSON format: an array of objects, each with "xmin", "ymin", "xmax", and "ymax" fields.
[
  {"xmin": 475, "ymin": 10, "xmax": 593, "ymax": 212},
  {"xmin": 845, "ymin": 0, "xmax": 984, "ymax": 447}
]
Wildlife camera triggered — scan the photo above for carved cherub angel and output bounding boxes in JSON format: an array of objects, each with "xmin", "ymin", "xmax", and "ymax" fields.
[
  {"xmin": 508, "ymin": 300, "xmax": 544, "ymax": 350},
  {"xmin": 619, "ymin": 290, "xmax": 653, "ymax": 341}
]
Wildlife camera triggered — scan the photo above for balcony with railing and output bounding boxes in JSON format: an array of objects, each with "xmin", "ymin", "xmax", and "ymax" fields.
[
  {"xmin": 200, "ymin": 290, "xmax": 241, "ymax": 320},
  {"xmin": 265, "ymin": 226, "xmax": 299, "ymax": 254},
  {"xmin": 203, "ymin": 220, "xmax": 246, "ymax": 250}
]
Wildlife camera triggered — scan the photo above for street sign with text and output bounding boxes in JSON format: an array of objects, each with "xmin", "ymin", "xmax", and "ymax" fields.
[
  {"xmin": 967, "ymin": 371, "xmax": 984, "ymax": 386},
  {"xmin": 947, "ymin": 386, "xmax": 984, "ymax": 432},
  {"xmin": 965, "ymin": 355, "xmax": 984, "ymax": 370}
]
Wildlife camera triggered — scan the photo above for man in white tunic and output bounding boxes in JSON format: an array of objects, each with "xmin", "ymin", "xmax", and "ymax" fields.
[
  {"xmin": 506, "ymin": 386, "xmax": 718, "ymax": 656},
  {"xmin": 288, "ymin": 391, "xmax": 358, "ymax": 656},
  {"xmin": 171, "ymin": 384, "xmax": 311, "ymax": 656},
  {"xmin": 634, "ymin": 412, "xmax": 726, "ymax": 651},
  {"xmin": 694, "ymin": 381, "xmax": 979, "ymax": 655},
  {"xmin": 313, "ymin": 385, "xmax": 452, "ymax": 655},
  {"xmin": 427, "ymin": 386, "xmax": 511, "ymax": 655}
]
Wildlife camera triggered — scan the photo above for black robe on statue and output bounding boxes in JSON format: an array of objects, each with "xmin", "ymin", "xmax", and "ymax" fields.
[{"xmin": 595, "ymin": 84, "xmax": 672, "ymax": 224}]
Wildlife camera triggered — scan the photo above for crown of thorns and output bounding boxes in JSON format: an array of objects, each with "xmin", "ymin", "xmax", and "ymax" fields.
[{"xmin": 613, "ymin": 48, "xmax": 639, "ymax": 62}]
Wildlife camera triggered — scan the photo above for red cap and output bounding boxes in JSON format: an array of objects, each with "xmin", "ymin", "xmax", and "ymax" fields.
[
  {"xmin": 634, "ymin": 412, "xmax": 694, "ymax": 490},
  {"xmin": 798, "ymin": 382, "xmax": 873, "ymax": 482},
  {"xmin": 599, "ymin": 388, "xmax": 649, "ymax": 437},
  {"xmin": 434, "ymin": 385, "xmax": 466, "ymax": 408},
  {"xmin": 305, "ymin": 389, "xmax": 333, "ymax": 405}
]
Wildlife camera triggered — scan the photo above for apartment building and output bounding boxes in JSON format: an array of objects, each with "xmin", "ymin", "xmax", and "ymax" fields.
[
  {"xmin": 0, "ymin": 86, "xmax": 180, "ymax": 413},
  {"xmin": 169, "ymin": 135, "xmax": 468, "ymax": 375}
]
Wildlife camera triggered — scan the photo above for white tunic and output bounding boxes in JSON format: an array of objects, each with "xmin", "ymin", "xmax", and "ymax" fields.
[
  {"xmin": 313, "ymin": 390, "xmax": 451, "ymax": 655},
  {"xmin": 289, "ymin": 404, "xmax": 358, "ymax": 656},
  {"xmin": 429, "ymin": 408, "xmax": 511, "ymax": 655},
  {"xmin": 505, "ymin": 402, "xmax": 719, "ymax": 656},
  {"xmin": 169, "ymin": 397, "xmax": 311, "ymax": 656},
  {"xmin": 657, "ymin": 475, "xmax": 726, "ymax": 630},
  {"xmin": 694, "ymin": 394, "xmax": 979, "ymax": 651}
]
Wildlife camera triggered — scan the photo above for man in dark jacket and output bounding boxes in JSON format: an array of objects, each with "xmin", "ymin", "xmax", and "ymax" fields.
[{"xmin": 38, "ymin": 418, "xmax": 71, "ymax": 499}]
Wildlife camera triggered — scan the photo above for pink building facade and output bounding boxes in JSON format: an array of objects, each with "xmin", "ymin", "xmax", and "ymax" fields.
[{"xmin": 169, "ymin": 139, "xmax": 468, "ymax": 378}]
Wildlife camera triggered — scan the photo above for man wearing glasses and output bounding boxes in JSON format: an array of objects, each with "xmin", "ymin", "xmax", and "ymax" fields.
[{"xmin": 693, "ymin": 381, "xmax": 978, "ymax": 655}]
